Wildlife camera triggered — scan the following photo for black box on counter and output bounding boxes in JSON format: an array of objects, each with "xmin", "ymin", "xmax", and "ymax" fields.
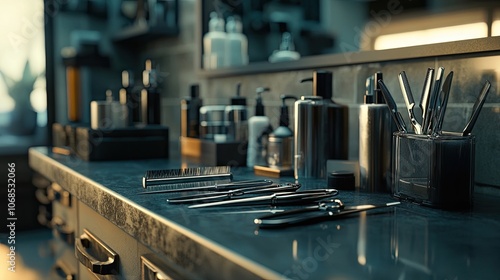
[
  {"xmin": 52, "ymin": 123, "xmax": 169, "ymax": 161},
  {"xmin": 180, "ymin": 136, "xmax": 247, "ymax": 167}
]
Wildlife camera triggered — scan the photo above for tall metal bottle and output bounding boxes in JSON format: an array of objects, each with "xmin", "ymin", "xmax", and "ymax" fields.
[
  {"xmin": 294, "ymin": 70, "xmax": 349, "ymax": 179},
  {"xmin": 359, "ymin": 72, "xmax": 394, "ymax": 192}
]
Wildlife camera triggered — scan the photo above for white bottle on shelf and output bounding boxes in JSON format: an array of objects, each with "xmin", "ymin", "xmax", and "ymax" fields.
[
  {"xmin": 203, "ymin": 12, "xmax": 226, "ymax": 69},
  {"xmin": 268, "ymin": 32, "xmax": 301, "ymax": 63},
  {"xmin": 225, "ymin": 16, "xmax": 248, "ymax": 67},
  {"xmin": 247, "ymin": 87, "xmax": 272, "ymax": 167}
]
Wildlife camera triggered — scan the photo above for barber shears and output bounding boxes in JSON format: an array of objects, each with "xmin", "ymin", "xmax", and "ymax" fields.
[
  {"xmin": 188, "ymin": 189, "xmax": 339, "ymax": 209},
  {"xmin": 167, "ymin": 183, "xmax": 301, "ymax": 204},
  {"xmin": 254, "ymin": 199, "xmax": 400, "ymax": 228}
]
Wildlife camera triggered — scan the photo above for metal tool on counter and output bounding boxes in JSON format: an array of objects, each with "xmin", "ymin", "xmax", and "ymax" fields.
[
  {"xmin": 188, "ymin": 189, "xmax": 339, "ymax": 209},
  {"xmin": 419, "ymin": 68, "xmax": 435, "ymax": 132},
  {"xmin": 167, "ymin": 182, "xmax": 300, "ymax": 203},
  {"xmin": 142, "ymin": 166, "xmax": 232, "ymax": 188},
  {"xmin": 425, "ymin": 67, "xmax": 445, "ymax": 134},
  {"xmin": 399, "ymin": 71, "xmax": 422, "ymax": 134},
  {"xmin": 431, "ymin": 71, "xmax": 453, "ymax": 134},
  {"xmin": 139, "ymin": 179, "xmax": 273, "ymax": 195},
  {"xmin": 377, "ymin": 79, "xmax": 408, "ymax": 133},
  {"xmin": 254, "ymin": 199, "xmax": 400, "ymax": 228},
  {"xmin": 462, "ymin": 80, "xmax": 491, "ymax": 136}
]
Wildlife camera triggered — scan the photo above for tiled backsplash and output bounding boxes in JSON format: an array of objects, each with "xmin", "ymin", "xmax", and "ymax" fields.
[
  {"xmin": 150, "ymin": 1, "xmax": 500, "ymax": 194},
  {"xmin": 157, "ymin": 53, "xmax": 500, "ymax": 195}
]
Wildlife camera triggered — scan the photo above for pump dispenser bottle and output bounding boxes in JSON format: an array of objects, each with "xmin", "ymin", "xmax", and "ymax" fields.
[
  {"xmin": 247, "ymin": 87, "xmax": 272, "ymax": 167},
  {"xmin": 230, "ymin": 83, "xmax": 246, "ymax": 106},
  {"xmin": 226, "ymin": 83, "xmax": 248, "ymax": 141},
  {"xmin": 267, "ymin": 95, "xmax": 297, "ymax": 169},
  {"xmin": 359, "ymin": 72, "xmax": 393, "ymax": 192},
  {"xmin": 301, "ymin": 70, "xmax": 349, "ymax": 160}
]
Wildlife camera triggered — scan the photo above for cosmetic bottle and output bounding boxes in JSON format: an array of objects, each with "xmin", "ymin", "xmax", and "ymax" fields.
[
  {"xmin": 91, "ymin": 90, "xmax": 127, "ymax": 130},
  {"xmin": 119, "ymin": 70, "xmax": 137, "ymax": 126},
  {"xmin": 225, "ymin": 16, "xmax": 248, "ymax": 67},
  {"xmin": 203, "ymin": 12, "xmax": 226, "ymax": 69},
  {"xmin": 247, "ymin": 87, "xmax": 273, "ymax": 167},
  {"xmin": 226, "ymin": 83, "xmax": 247, "ymax": 141},
  {"xmin": 141, "ymin": 59, "xmax": 161, "ymax": 125},
  {"xmin": 267, "ymin": 95, "xmax": 297, "ymax": 169},
  {"xmin": 294, "ymin": 95, "xmax": 325, "ymax": 179},
  {"xmin": 199, "ymin": 105, "xmax": 227, "ymax": 141},
  {"xmin": 268, "ymin": 32, "xmax": 301, "ymax": 63},
  {"xmin": 301, "ymin": 70, "xmax": 349, "ymax": 160},
  {"xmin": 359, "ymin": 72, "xmax": 393, "ymax": 192},
  {"xmin": 181, "ymin": 84, "xmax": 202, "ymax": 138}
]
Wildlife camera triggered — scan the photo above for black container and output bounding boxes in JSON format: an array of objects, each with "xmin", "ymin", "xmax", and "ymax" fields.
[
  {"xmin": 181, "ymin": 84, "xmax": 203, "ymax": 138},
  {"xmin": 75, "ymin": 125, "xmax": 169, "ymax": 161}
]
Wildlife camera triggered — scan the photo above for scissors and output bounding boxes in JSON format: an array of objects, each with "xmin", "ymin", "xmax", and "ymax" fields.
[
  {"xmin": 188, "ymin": 189, "xmax": 339, "ymax": 209},
  {"xmin": 399, "ymin": 71, "xmax": 422, "ymax": 134},
  {"xmin": 167, "ymin": 183, "xmax": 301, "ymax": 204},
  {"xmin": 254, "ymin": 199, "xmax": 400, "ymax": 228}
]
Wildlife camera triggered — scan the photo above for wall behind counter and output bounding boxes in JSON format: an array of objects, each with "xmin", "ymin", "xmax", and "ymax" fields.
[{"xmin": 142, "ymin": 0, "xmax": 500, "ymax": 194}]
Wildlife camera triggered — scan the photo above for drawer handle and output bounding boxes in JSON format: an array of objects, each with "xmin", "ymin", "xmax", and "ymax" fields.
[
  {"xmin": 75, "ymin": 229, "xmax": 119, "ymax": 275},
  {"xmin": 35, "ymin": 188, "xmax": 51, "ymax": 205},
  {"xmin": 142, "ymin": 256, "xmax": 171, "ymax": 280},
  {"xmin": 37, "ymin": 205, "xmax": 52, "ymax": 228},
  {"xmin": 51, "ymin": 217, "xmax": 75, "ymax": 245},
  {"xmin": 48, "ymin": 183, "xmax": 72, "ymax": 207}
]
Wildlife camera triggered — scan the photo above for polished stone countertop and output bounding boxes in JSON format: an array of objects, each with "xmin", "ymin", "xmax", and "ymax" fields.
[{"xmin": 29, "ymin": 147, "xmax": 500, "ymax": 279}]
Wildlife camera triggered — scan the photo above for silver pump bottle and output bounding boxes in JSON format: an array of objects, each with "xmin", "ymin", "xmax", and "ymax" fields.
[
  {"xmin": 359, "ymin": 72, "xmax": 394, "ymax": 192},
  {"xmin": 294, "ymin": 70, "xmax": 349, "ymax": 179},
  {"xmin": 294, "ymin": 95, "xmax": 325, "ymax": 179}
]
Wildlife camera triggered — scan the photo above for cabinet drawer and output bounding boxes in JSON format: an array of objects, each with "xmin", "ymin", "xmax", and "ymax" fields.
[
  {"xmin": 50, "ymin": 183, "xmax": 78, "ymax": 246},
  {"xmin": 138, "ymin": 242, "xmax": 201, "ymax": 280},
  {"xmin": 77, "ymin": 201, "xmax": 139, "ymax": 279}
]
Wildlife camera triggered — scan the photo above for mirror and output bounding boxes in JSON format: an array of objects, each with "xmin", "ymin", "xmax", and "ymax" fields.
[{"xmin": 198, "ymin": 0, "xmax": 500, "ymax": 76}]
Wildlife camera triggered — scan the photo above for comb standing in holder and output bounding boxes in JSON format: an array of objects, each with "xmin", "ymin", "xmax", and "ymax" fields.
[{"xmin": 142, "ymin": 166, "xmax": 233, "ymax": 189}]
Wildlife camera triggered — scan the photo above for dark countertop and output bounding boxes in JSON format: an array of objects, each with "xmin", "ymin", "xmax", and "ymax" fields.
[{"xmin": 29, "ymin": 147, "xmax": 500, "ymax": 279}]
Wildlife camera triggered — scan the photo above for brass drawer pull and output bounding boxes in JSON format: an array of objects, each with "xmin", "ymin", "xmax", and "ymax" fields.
[
  {"xmin": 141, "ymin": 254, "xmax": 193, "ymax": 280},
  {"xmin": 48, "ymin": 183, "xmax": 72, "ymax": 207},
  {"xmin": 142, "ymin": 256, "xmax": 171, "ymax": 280},
  {"xmin": 75, "ymin": 229, "xmax": 119, "ymax": 275}
]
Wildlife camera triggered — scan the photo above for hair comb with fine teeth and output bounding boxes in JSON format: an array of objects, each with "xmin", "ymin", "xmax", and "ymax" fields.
[{"xmin": 142, "ymin": 166, "xmax": 233, "ymax": 189}]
